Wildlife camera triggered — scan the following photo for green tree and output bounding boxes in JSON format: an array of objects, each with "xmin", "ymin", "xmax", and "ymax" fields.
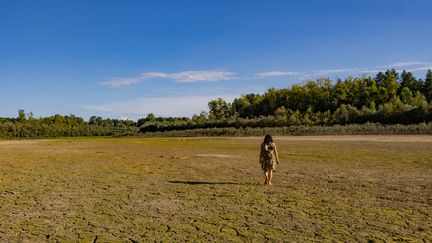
[
  {"xmin": 424, "ymin": 69, "xmax": 432, "ymax": 101},
  {"xmin": 146, "ymin": 113, "xmax": 156, "ymax": 122},
  {"xmin": 384, "ymin": 69, "xmax": 399, "ymax": 100},
  {"xmin": 274, "ymin": 106, "xmax": 288, "ymax": 119},
  {"xmin": 332, "ymin": 104, "xmax": 360, "ymax": 124},
  {"xmin": 18, "ymin": 109, "xmax": 26, "ymax": 122},
  {"xmin": 208, "ymin": 98, "xmax": 232, "ymax": 120},
  {"xmin": 400, "ymin": 70, "xmax": 422, "ymax": 93},
  {"xmin": 334, "ymin": 79, "xmax": 351, "ymax": 106},
  {"xmin": 375, "ymin": 71, "xmax": 386, "ymax": 87},
  {"xmin": 232, "ymin": 94, "xmax": 262, "ymax": 118},
  {"xmin": 399, "ymin": 87, "xmax": 413, "ymax": 103},
  {"xmin": 191, "ymin": 111, "xmax": 208, "ymax": 123},
  {"xmin": 376, "ymin": 69, "xmax": 399, "ymax": 105},
  {"xmin": 410, "ymin": 91, "xmax": 429, "ymax": 111},
  {"xmin": 89, "ymin": 116, "xmax": 103, "ymax": 125}
]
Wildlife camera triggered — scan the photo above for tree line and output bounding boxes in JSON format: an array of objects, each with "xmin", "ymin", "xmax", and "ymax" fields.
[
  {"xmin": 139, "ymin": 69, "xmax": 432, "ymax": 132},
  {"xmin": 1, "ymin": 69, "xmax": 432, "ymax": 138},
  {"xmin": 0, "ymin": 110, "xmax": 137, "ymax": 138}
]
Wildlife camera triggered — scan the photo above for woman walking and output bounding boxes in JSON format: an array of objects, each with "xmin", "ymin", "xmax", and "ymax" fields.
[{"xmin": 259, "ymin": 134, "xmax": 280, "ymax": 185}]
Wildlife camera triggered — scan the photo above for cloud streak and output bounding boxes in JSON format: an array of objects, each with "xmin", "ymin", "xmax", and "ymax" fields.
[
  {"xmin": 100, "ymin": 61, "xmax": 432, "ymax": 88},
  {"xmin": 255, "ymin": 61, "xmax": 432, "ymax": 79},
  {"xmin": 256, "ymin": 71, "xmax": 299, "ymax": 77},
  {"xmin": 100, "ymin": 70, "xmax": 237, "ymax": 88}
]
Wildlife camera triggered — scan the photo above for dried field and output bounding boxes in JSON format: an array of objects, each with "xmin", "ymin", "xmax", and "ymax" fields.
[{"xmin": 0, "ymin": 136, "xmax": 431, "ymax": 241}]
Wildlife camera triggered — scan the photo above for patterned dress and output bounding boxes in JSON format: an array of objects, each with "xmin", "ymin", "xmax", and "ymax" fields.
[{"xmin": 260, "ymin": 142, "xmax": 277, "ymax": 172}]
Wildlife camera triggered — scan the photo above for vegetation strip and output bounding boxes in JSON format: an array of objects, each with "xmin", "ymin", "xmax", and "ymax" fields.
[{"xmin": 1, "ymin": 69, "xmax": 432, "ymax": 137}]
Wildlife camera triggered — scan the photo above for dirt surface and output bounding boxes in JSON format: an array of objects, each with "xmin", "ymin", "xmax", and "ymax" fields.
[
  {"xmin": 0, "ymin": 137, "xmax": 431, "ymax": 241},
  {"xmin": 235, "ymin": 135, "xmax": 432, "ymax": 143},
  {"xmin": 194, "ymin": 153, "xmax": 242, "ymax": 158}
]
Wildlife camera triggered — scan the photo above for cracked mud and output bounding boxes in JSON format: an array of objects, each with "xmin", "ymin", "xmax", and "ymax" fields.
[{"xmin": 0, "ymin": 136, "xmax": 431, "ymax": 241}]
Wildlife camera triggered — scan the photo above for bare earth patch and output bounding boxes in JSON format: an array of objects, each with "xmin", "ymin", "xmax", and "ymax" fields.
[
  {"xmin": 194, "ymin": 153, "xmax": 241, "ymax": 158},
  {"xmin": 0, "ymin": 139, "xmax": 46, "ymax": 145},
  {"xmin": 235, "ymin": 135, "xmax": 432, "ymax": 142}
]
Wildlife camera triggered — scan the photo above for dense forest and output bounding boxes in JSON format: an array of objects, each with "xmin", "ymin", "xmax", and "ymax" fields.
[
  {"xmin": 139, "ymin": 69, "xmax": 432, "ymax": 133},
  {"xmin": 1, "ymin": 69, "xmax": 432, "ymax": 138}
]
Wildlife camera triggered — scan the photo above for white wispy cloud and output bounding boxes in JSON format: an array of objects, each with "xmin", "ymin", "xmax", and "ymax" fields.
[
  {"xmin": 378, "ymin": 61, "xmax": 431, "ymax": 68},
  {"xmin": 100, "ymin": 70, "xmax": 237, "ymax": 88},
  {"xmin": 162, "ymin": 71, "xmax": 236, "ymax": 83},
  {"xmin": 255, "ymin": 61, "xmax": 432, "ymax": 80},
  {"xmin": 82, "ymin": 94, "xmax": 239, "ymax": 118},
  {"xmin": 100, "ymin": 61, "xmax": 432, "ymax": 88},
  {"xmin": 255, "ymin": 67, "xmax": 372, "ymax": 79},
  {"xmin": 256, "ymin": 71, "xmax": 299, "ymax": 77},
  {"xmin": 99, "ymin": 77, "xmax": 143, "ymax": 88},
  {"xmin": 406, "ymin": 66, "xmax": 432, "ymax": 72}
]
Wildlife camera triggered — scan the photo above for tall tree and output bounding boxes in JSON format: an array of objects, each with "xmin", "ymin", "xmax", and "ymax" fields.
[
  {"xmin": 18, "ymin": 109, "xmax": 26, "ymax": 122},
  {"xmin": 208, "ymin": 98, "xmax": 232, "ymax": 120},
  {"xmin": 400, "ymin": 70, "xmax": 421, "ymax": 93},
  {"xmin": 384, "ymin": 69, "xmax": 399, "ymax": 98},
  {"xmin": 376, "ymin": 69, "xmax": 399, "ymax": 104},
  {"xmin": 232, "ymin": 94, "xmax": 263, "ymax": 118},
  {"xmin": 375, "ymin": 71, "xmax": 386, "ymax": 87},
  {"xmin": 424, "ymin": 69, "xmax": 432, "ymax": 101}
]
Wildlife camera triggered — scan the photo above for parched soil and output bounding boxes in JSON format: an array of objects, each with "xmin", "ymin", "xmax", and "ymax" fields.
[
  {"xmin": 0, "ymin": 136, "xmax": 431, "ymax": 241},
  {"xmin": 236, "ymin": 135, "xmax": 432, "ymax": 142}
]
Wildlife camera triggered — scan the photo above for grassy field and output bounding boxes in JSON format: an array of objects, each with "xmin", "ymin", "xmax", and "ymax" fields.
[{"xmin": 0, "ymin": 136, "xmax": 431, "ymax": 242}]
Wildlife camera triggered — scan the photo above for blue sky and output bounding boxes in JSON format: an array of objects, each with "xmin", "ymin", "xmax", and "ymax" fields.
[{"xmin": 1, "ymin": 0, "xmax": 432, "ymax": 120}]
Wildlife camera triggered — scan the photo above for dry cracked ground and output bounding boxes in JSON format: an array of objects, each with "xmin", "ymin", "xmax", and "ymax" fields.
[{"xmin": 0, "ymin": 136, "xmax": 431, "ymax": 242}]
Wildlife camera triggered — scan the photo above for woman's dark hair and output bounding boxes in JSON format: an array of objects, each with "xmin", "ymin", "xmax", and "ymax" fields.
[{"xmin": 264, "ymin": 134, "xmax": 273, "ymax": 144}]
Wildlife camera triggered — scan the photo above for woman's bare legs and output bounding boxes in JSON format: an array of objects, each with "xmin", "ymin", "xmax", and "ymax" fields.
[
  {"xmin": 264, "ymin": 171, "xmax": 269, "ymax": 185},
  {"xmin": 268, "ymin": 170, "xmax": 273, "ymax": 185}
]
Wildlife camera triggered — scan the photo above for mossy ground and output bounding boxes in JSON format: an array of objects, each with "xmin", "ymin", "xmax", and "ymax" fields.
[{"xmin": 0, "ymin": 136, "xmax": 431, "ymax": 241}]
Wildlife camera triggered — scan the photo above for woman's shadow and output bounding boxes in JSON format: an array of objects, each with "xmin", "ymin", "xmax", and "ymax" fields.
[{"xmin": 168, "ymin": 180, "xmax": 242, "ymax": 185}]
